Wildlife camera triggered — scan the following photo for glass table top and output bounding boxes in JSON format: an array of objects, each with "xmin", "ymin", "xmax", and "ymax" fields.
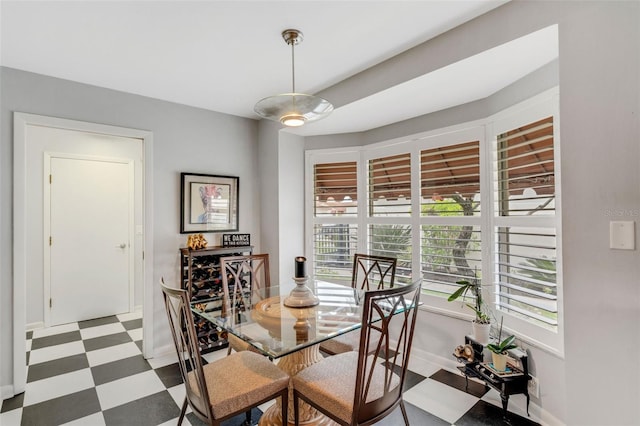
[{"xmin": 191, "ymin": 280, "xmax": 365, "ymax": 359}]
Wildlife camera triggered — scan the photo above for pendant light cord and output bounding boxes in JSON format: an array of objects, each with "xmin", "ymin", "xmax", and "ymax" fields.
[{"xmin": 290, "ymin": 40, "xmax": 296, "ymax": 93}]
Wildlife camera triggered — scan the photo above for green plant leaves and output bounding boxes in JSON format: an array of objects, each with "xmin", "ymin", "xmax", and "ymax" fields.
[
  {"xmin": 447, "ymin": 283, "xmax": 469, "ymax": 302},
  {"xmin": 447, "ymin": 279, "xmax": 490, "ymax": 323},
  {"xmin": 487, "ymin": 334, "xmax": 517, "ymax": 354}
]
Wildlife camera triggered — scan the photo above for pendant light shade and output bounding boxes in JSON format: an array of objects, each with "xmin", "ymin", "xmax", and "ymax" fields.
[{"xmin": 254, "ymin": 29, "xmax": 333, "ymax": 127}]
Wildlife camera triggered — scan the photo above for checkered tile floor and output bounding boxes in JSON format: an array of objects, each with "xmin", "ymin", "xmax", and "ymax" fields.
[{"xmin": 2, "ymin": 312, "xmax": 540, "ymax": 425}]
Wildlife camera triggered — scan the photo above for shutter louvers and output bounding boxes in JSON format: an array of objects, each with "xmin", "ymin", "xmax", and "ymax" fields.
[
  {"xmin": 421, "ymin": 141, "xmax": 481, "ymax": 216},
  {"xmin": 314, "ymin": 162, "xmax": 357, "ymax": 217},
  {"xmin": 421, "ymin": 225, "xmax": 482, "ymax": 296},
  {"xmin": 369, "ymin": 153, "xmax": 411, "ymax": 217},
  {"xmin": 313, "ymin": 223, "xmax": 357, "ymax": 285},
  {"xmin": 497, "ymin": 116, "xmax": 554, "ymax": 216},
  {"xmin": 495, "ymin": 226, "xmax": 558, "ymax": 329},
  {"xmin": 368, "ymin": 224, "xmax": 412, "ymax": 283}
]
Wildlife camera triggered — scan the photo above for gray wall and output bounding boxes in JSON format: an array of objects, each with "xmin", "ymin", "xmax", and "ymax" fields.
[
  {"xmin": 257, "ymin": 119, "xmax": 281, "ymax": 281},
  {"xmin": 0, "ymin": 67, "xmax": 261, "ymax": 390}
]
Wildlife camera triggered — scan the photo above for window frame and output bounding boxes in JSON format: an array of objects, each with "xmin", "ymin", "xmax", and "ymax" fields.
[
  {"xmin": 304, "ymin": 87, "xmax": 562, "ymax": 355},
  {"xmin": 488, "ymin": 89, "xmax": 563, "ymax": 354},
  {"xmin": 414, "ymin": 126, "xmax": 489, "ymax": 316},
  {"xmin": 305, "ymin": 148, "xmax": 361, "ymax": 283}
]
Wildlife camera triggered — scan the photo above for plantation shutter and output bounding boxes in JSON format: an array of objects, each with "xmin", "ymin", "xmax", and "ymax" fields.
[
  {"xmin": 496, "ymin": 116, "xmax": 555, "ymax": 216},
  {"xmin": 368, "ymin": 153, "xmax": 411, "ymax": 216},
  {"xmin": 421, "ymin": 140, "xmax": 481, "ymax": 216},
  {"xmin": 495, "ymin": 227, "xmax": 557, "ymax": 328},
  {"xmin": 313, "ymin": 162, "xmax": 357, "ymax": 217},
  {"xmin": 495, "ymin": 116, "xmax": 558, "ymax": 330},
  {"xmin": 312, "ymin": 161, "xmax": 358, "ymax": 284},
  {"xmin": 419, "ymin": 140, "xmax": 482, "ymax": 297}
]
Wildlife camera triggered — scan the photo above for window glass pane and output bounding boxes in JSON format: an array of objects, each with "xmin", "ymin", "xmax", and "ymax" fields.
[
  {"xmin": 369, "ymin": 153, "xmax": 411, "ymax": 217},
  {"xmin": 313, "ymin": 224, "xmax": 357, "ymax": 285},
  {"xmin": 496, "ymin": 117, "xmax": 555, "ymax": 216},
  {"xmin": 421, "ymin": 225, "xmax": 482, "ymax": 297},
  {"xmin": 314, "ymin": 162, "xmax": 357, "ymax": 217},
  {"xmin": 495, "ymin": 226, "xmax": 557, "ymax": 330},
  {"xmin": 368, "ymin": 224, "xmax": 412, "ymax": 284},
  {"xmin": 421, "ymin": 141, "xmax": 481, "ymax": 217}
]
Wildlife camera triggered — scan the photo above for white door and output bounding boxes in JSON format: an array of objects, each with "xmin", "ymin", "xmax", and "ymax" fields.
[{"xmin": 47, "ymin": 155, "xmax": 133, "ymax": 325}]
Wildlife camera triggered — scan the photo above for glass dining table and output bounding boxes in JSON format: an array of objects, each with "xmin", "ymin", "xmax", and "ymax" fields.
[{"xmin": 191, "ymin": 279, "xmax": 366, "ymax": 426}]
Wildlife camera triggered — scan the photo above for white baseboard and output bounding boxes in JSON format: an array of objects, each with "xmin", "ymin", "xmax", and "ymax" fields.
[
  {"xmin": 1, "ymin": 384, "xmax": 16, "ymax": 400},
  {"xmin": 26, "ymin": 321, "xmax": 44, "ymax": 331},
  {"xmin": 149, "ymin": 344, "xmax": 174, "ymax": 359},
  {"xmin": 532, "ymin": 405, "xmax": 565, "ymax": 426}
]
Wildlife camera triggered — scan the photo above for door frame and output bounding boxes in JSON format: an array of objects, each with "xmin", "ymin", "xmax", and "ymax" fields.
[
  {"xmin": 13, "ymin": 113, "xmax": 154, "ymax": 395},
  {"xmin": 43, "ymin": 152, "xmax": 136, "ymax": 327}
]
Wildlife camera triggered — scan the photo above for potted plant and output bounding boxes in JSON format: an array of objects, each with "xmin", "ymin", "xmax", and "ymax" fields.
[
  {"xmin": 487, "ymin": 334, "xmax": 517, "ymax": 371},
  {"xmin": 447, "ymin": 275, "xmax": 491, "ymax": 344}
]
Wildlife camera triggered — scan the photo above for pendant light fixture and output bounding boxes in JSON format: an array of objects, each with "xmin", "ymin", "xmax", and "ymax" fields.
[{"xmin": 254, "ymin": 29, "xmax": 333, "ymax": 127}]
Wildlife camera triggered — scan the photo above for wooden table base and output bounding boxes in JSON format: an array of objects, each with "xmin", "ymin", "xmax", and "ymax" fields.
[{"xmin": 258, "ymin": 344, "xmax": 339, "ymax": 426}]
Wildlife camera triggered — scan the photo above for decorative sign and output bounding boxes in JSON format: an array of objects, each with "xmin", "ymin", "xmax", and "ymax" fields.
[{"xmin": 222, "ymin": 233, "xmax": 251, "ymax": 247}]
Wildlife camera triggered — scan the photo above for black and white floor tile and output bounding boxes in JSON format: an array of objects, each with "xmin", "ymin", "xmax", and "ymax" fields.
[{"xmin": 2, "ymin": 313, "xmax": 540, "ymax": 425}]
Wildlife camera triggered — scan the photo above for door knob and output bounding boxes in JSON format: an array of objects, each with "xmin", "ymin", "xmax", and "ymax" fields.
[{"xmin": 117, "ymin": 243, "xmax": 127, "ymax": 249}]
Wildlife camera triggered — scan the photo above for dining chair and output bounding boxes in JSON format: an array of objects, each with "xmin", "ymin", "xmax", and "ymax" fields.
[
  {"xmin": 351, "ymin": 253, "xmax": 397, "ymax": 291},
  {"xmin": 220, "ymin": 253, "xmax": 270, "ymax": 355},
  {"xmin": 292, "ymin": 279, "xmax": 421, "ymax": 426},
  {"xmin": 320, "ymin": 253, "xmax": 397, "ymax": 355},
  {"xmin": 160, "ymin": 278, "xmax": 289, "ymax": 426}
]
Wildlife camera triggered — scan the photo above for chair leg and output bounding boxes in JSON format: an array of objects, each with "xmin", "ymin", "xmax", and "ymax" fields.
[
  {"xmin": 178, "ymin": 397, "xmax": 188, "ymax": 426},
  {"xmin": 243, "ymin": 409, "xmax": 252, "ymax": 426},
  {"xmin": 293, "ymin": 391, "xmax": 300, "ymax": 426},
  {"xmin": 399, "ymin": 400, "xmax": 409, "ymax": 426},
  {"xmin": 281, "ymin": 391, "xmax": 288, "ymax": 426}
]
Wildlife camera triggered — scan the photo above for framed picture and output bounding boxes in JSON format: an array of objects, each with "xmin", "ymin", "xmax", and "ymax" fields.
[{"xmin": 180, "ymin": 173, "xmax": 239, "ymax": 233}]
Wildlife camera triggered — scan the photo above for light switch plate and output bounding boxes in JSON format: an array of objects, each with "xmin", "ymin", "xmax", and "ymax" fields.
[{"xmin": 610, "ymin": 221, "xmax": 635, "ymax": 250}]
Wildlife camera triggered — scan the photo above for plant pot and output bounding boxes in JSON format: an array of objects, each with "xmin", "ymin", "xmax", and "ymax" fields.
[
  {"xmin": 491, "ymin": 351, "xmax": 508, "ymax": 371},
  {"xmin": 472, "ymin": 321, "xmax": 490, "ymax": 345}
]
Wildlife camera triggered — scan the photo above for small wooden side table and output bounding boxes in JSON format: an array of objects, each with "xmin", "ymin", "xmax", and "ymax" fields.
[{"xmin": 454, "ymin": 336, "xmax": 531, "ymax": 417}]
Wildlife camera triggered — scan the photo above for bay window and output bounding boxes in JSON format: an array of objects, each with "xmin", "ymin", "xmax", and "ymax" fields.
[{"xmin": 306, "ymin": 89, "xmax": 561, "ymax": 352}]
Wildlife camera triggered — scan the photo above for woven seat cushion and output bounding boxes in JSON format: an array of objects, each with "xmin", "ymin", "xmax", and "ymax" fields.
[
  {"xmin": 320, "ymin": 328, "xmax": 383, "ymax": 355},
  {"xmin": 188, "ymin": 351, "xmax": 289, "ymax": 419},
  {"xmin": 292, "ymin": 351, "xmax": 400, "ymax": 424},
  {"xmin": 319, "ymin": 329, "xmax": 360, "ymax": 354},
  {"xmin": 228, "ymin": 333, "xmax": 263, "ymax": 354}
]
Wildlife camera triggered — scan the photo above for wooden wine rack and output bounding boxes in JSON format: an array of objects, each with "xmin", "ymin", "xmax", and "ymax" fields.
[{"xmin": 179, "ymin": 245, "xmax": 253, "ymax": 353}]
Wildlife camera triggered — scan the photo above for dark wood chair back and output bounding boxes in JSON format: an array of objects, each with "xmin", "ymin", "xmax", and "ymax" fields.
[
  {"xmin": 161, "ymin": 277, "xmax": 289, "ymax": 426},
  {"xmin": 220, "ymin": 254, "xmax": 270, "ymax": 314},
  {"xmin": 220, "ymin": 254, "xmax": 270, "ymax": 354},
  {"xmin": 293, "ymin": 279, "xmax": 421, "ymax": 426},
  {"xmin": 351, "ymin": 253, "xmax": 397, "ymax": 290},
  {"xmin": 353, "ymin": 279, "xmax": 421, "ymax": 424},
  {"xmin": 160, "ymin": 279, "xmax": 214, "ymax": 423}
]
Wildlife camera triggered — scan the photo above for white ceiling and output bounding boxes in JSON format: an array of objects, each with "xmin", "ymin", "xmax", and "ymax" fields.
[{"xmin": 0, "ymin": 1, "xmax": 556, "ymax": 136}]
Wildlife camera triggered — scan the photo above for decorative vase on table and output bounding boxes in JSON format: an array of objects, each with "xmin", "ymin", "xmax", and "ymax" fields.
[{"xmin": 283, "ymin": 256, "xmax": 319, "ymax": 308}]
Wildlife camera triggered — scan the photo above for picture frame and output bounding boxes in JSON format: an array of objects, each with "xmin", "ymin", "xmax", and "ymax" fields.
[{"xmin": 180, "ymin": 173, "xmax": 239, "ymax": 233}]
